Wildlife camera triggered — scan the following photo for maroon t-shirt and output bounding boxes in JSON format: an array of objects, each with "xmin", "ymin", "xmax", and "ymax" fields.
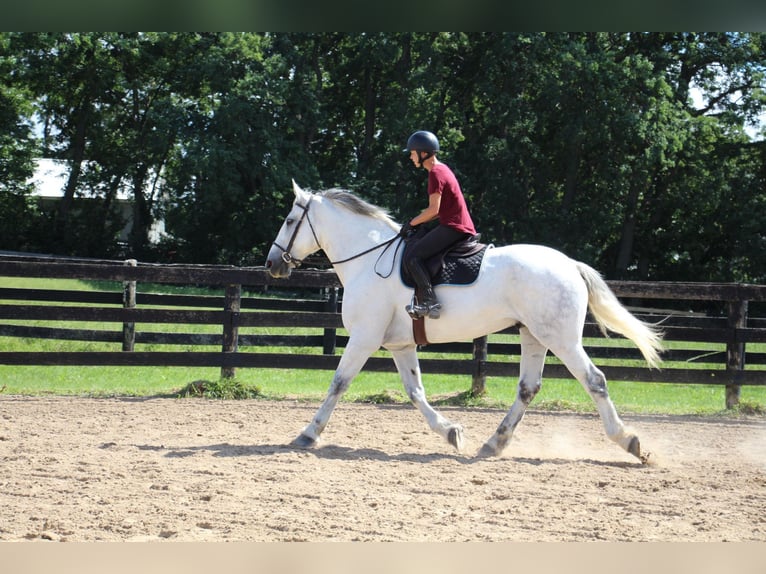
[{"xmin": 428, "ymin": 163, "xmax": 476, "ymax": 235}]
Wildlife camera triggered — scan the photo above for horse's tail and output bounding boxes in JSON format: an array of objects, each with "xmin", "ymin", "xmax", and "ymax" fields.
[{"xmin": 576, "ymin": 261, "xmax": 664, "ymax": 369}]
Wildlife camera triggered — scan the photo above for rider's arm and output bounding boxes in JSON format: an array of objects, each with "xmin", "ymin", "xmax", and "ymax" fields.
[{"xmin": 410, "ymin": 192, "xmax": 441, "ymax": 226}]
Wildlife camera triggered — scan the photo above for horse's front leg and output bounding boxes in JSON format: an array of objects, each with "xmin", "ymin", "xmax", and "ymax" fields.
[
  {"xmin": 292, "ymin": 337, "xmax": 379, "ymax": 448},
  {"xmin": 390, "ymin": 346, "xmax": 465, "ymax": 452}
]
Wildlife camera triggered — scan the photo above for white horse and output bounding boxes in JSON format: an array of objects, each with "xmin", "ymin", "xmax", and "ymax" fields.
[{"xmin": 266, "ymin": 181, "xmax": 663, "ymax": 461}]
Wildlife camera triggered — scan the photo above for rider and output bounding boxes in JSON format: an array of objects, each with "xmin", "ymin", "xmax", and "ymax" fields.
[{"xmin": 401, "ymin": 130, "xmax": 477, "ymax": 319}]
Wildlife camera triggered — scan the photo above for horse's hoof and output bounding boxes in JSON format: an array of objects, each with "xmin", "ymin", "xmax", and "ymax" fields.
[
  {"xmin": 627, "ymin": 435, "xmax": 641, "ymax": 459},
  {"xmin": 291, "ymin": 433, "xmax": 317, "ymax": 448},
  {"xmin": 447, "ymin": 426, "xmax": 464, "ymax": 452},
  {"xmin": 475, "ymin": 443, "xmax": 497, "ymax": 458}
]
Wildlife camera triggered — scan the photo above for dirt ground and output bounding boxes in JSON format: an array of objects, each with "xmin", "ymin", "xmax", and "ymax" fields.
[{"xmin": 1, "ymin": 395, "xmax": 764, "ymax": 542}]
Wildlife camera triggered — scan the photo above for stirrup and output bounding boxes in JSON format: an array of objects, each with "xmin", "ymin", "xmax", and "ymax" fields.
[{"xmin": 406, "ymin": 298, "xmax": 442, "ymax": 319}]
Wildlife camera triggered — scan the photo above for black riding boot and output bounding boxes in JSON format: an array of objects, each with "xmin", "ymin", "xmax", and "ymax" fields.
[{"xmin": 405, "ymin": 258, "xmax": 442, "ymax": 319}]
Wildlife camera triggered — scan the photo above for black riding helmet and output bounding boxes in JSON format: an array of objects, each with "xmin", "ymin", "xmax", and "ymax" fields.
[{"xmin": 404, "ymin": 130, "xmax": 439, "ymax": 167}]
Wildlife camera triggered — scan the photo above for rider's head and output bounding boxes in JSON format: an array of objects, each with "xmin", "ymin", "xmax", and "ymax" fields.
[{"xmin": 404, "ymin": 130, "xmax": 439, "ymax": 168}]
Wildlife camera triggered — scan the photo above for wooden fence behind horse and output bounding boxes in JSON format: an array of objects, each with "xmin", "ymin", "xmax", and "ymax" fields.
[{"xmin": 1, "ymin": 253, "xmax": 764, "ymax": 408}]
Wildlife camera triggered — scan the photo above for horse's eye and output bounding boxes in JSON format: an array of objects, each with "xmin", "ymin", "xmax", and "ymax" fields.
[{"xmin": 286, "ymin": 218, "xmax": 294, "ymax": 226}]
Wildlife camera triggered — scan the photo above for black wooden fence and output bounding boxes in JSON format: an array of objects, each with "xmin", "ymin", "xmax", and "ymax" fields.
[{"xmin": 1, "ymin": 253, "xmax": 765, "ymax": 408}]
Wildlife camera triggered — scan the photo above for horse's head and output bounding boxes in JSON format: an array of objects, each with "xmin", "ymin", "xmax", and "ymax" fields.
[{"xmin": 265, "ymin": 180, "xmax": 321, "ymax": 278}]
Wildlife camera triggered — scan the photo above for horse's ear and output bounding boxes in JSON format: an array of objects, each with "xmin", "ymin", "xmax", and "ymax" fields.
[{"xmin": 291, "ymin": 179, "xmax": 304, "ymax": 198}]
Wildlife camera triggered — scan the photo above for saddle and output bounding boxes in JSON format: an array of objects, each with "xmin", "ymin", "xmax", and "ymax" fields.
[
  {"xmin": 401, "ymin": 229, "xmax": 490, "ymax": 346},
  {"xmin": 400, "ymin": 228, "xmax": 488, "ymax": 288}
]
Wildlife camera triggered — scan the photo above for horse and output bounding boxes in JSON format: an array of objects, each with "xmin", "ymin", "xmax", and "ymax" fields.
[{"xmin": 265, "ymin": 181, "xmax": 663, "ymax": 461}]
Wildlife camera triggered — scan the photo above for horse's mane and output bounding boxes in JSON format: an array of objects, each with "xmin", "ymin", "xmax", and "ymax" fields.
[{"xmin": 319, "ymin": 188, "xmax": 399, "ymax": 230}]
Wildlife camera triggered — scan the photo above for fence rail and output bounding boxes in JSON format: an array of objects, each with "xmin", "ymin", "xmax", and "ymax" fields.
[{"xmin": 1, "ymin": 253, "xmax": 765, "ymax": 408}]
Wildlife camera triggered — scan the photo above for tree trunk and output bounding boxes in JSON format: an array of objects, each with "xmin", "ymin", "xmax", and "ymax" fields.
[
  {"xmin": 56, "ymin": 105, "xmax": 89, "ymax": 234},
  {"xmin": 615, "ymin": 183, "xmax": 641, "ymax": 276},
  {"xmin": 129, "ymin": 165, "xmax": 151, "ymax": 257}
]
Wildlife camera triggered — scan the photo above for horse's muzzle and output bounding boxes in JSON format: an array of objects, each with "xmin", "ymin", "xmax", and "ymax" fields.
[{"xmin": 265, "ymin": 255, "xmax": 292, "ymax": 279}]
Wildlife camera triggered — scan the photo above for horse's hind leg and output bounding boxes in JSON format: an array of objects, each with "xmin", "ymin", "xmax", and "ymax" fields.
[
  {"xmin": 555, "ymin": 345, "xmax": 642, "ymax": 460},
  {"xmin": 390, "ymin": 346, "xmax": 465, "ymax": 452},
  {"xmin": 477, "ymin": 327, "xmax": 546, "ymax": 458}
]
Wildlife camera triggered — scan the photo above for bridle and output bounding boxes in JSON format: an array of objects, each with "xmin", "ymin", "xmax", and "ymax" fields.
[
  {"xmin": 271, "ymin": 194, "xmax": 402, "ymax": 271},
  {"xmin": 271, "ymin": 195, "xmax": 319, "ymax": 268}
]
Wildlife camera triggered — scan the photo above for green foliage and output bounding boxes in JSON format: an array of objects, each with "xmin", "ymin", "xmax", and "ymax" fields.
[
  {"xmin": 176, "ymin": 378, "xmax": 263, "ymax": 400},
  {"xmin": 1, "ymin": 32, "xmax": 765, "ymax": 282},
  {"xmin": 729, "ymin": 400, "xmax": 766, "ymax": 416},
  {"xmin": 0, "ymin": 35, "xmax": 38, "ymax": 252},
  {"xmin": 358, "ymin": 388, "xmax": 409, "ymax": 404}
]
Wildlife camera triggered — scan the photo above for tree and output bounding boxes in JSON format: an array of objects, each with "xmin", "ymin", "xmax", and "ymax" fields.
[
  {"xmin": 442, "ymin": 33, "xmax": 765, "ymax": 282},
  {"xmin": 9, "ymin": 33, "xmax": 124, "ymax": 255},
  {"xmin": 160, "ymin": 33, "xmax": 323, "ymax": 264},
  {"xmin": 4, "ymin": 32, "xmax": 764, "ymax": 283},
  {"xmin": 0, "ymin": 33, "xmax": 39, "ymax": 252},
  {"xmin": 627, "ymin": 32, "xmax": 766, "ymax": 282}
]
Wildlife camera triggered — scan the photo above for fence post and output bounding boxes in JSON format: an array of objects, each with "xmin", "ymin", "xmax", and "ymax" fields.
[
  {"xmin": 726, "ymin": 299, "xmax": 748, "ymax": 409},
  {"xmin": 323, "ymin": 287, "xmax": 339, "ymax": 355},
  {"xmin": 221, "ymin": 284, "xmax": 241, "ymax": 379},
  {"xmin": 122, "ymin": 259, "xmax": 137, "ymax": 352},
  {"xmin": 472, "ymin": 335, "xmax": 488, "ymax": 396}
]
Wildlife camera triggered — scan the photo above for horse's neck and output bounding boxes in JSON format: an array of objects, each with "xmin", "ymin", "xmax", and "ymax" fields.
[{"xmin": 316, "ymin": 206, "xmax": 397, "ymax": 283}]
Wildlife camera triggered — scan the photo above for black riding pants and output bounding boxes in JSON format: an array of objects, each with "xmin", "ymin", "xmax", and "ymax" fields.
[{"xmin": 404, "ymin": 224, "xmax": 467, "ymax": 290}]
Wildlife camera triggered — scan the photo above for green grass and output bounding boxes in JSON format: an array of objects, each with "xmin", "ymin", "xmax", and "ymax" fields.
[
  {"xmin": 1, "ymin": 276, "xmax": 765, "ymax": 416},
  {"xmin": 2, "ymin": 361, "xmax": 765, "ymax": 417}
]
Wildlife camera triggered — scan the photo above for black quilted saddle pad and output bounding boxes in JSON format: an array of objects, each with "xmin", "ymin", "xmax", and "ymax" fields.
[{"xmin": 401, "ymin": 240, "xmax": 490, "ymax": 288}]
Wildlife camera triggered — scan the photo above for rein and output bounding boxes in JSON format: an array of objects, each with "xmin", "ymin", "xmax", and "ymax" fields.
[
  {"xmin": 330, "ymin": 235, "xmax": 399, "ymax": 266},
  {"xmin": 272, "ymin": 194, "xmax": 403, "ymax": 274}
]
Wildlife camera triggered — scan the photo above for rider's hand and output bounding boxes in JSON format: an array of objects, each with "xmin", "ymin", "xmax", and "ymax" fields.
[{"xmin": 398, "ymin": 222, "xmax": 413, "ymax": 238}]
